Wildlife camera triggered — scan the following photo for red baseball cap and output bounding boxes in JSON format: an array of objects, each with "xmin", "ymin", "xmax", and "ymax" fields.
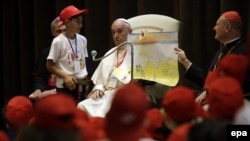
[
  {"xmin": 89, "ymin": 117, "xmax": 106, "ymax": 140},
  {"xmin": 105, "ymin": 83, "xmax": 149, "ymax": 141},
  {"xmin": 207, "ymin": 77, "xmax": 244, "ymax": 121},
  {"xmin": 77, "ymin": 116, "xmax": 106, "ymax": 141},
  {"xmin": 60, "ymin": 5, "xmax": 88, "ymax": 24},
  {"xmin": 221, "ymin": 11, "xmax": 242, "ymax": 24},
  {"xmin": 204, "ymin": 71, "xmax": 218, "ymax": 88},
  {"xmin": 166, "ymin": 123, "xmax": 191, "ymax": 141},
  {"xmin": 6, "ymin": 96, "xmax": 34, "ymax": 130},
  {"xmin": 30, "ymin": 93, "xmax": 78, "ymax": 129},
  {"xmin": 143, "ymin": 108, "xmax": 164, "ymax": 140},
  {"xmin": 0, "ymin": 130, "xmax": 9, "ymax": 141},
  {"xmin": 204, "ymin": 54, "xmax": 249, "ymax": 88},
  {"xmin": 217, "ymin": 54, "xmax": 249, "ymax": 84},
  {"xmin": 162, "ymin": 86, "xmax": 208, "ymax": 122}
]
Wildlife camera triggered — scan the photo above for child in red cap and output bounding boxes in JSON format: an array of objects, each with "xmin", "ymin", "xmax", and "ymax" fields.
[
  {"xmin": 161, "ymin": 86, "xmax": 208, "ymax": 130},
  {"xmin": 5, "ymin": 96, "xmax": 34, "ymax": 141},
  {"xmin": 0, "ymin": 130, "xmax": 9, "ymax": 141},
  {"xmin": 47, "ymin": 5, "xmax": 89, "ymax": 101}
]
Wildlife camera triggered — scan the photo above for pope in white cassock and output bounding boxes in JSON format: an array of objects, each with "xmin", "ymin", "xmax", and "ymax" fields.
[{"xmin": 77, "ymin": 18, "xmax": 133, "ymax": 117}]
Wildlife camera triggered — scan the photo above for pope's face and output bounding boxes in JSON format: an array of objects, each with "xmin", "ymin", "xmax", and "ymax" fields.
[{"xmin": 111, "ymin": 20, "xmax": 131, "ymax": 46}]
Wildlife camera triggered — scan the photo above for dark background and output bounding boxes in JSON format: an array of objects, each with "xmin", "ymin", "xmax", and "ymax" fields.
[{"xmin": 1, "ymin": 0, "xmax": 249, "ymax": 108}]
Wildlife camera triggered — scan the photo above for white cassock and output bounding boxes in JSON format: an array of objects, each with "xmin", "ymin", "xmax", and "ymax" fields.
[{"xmin": 77, "ymin": 46, "xmax": 131, "ymax": 117}]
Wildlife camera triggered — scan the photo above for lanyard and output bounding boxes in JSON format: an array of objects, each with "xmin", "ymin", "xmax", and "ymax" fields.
[
  {"xmin": 116, "ymin": 49, "xmax": 127, "ymax": 68},
  {"xmin": 66, "ymin": 33, "xmax": 78, "ymax": 59}
]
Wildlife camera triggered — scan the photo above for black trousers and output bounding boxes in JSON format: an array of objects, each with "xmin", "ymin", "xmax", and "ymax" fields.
[{"xmin": 56, "ymin": 85, "xmax": 87, "ymax": 102}]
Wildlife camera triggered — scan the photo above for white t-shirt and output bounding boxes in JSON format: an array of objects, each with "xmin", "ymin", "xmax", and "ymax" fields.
[{"xmin": 47, "ymin": 33, "xmax": 88, "ymax": 88}]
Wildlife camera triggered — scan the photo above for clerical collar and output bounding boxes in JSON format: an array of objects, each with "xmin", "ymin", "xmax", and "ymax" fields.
[{"xmin": 224, "ymin": 37, "xmax": 241, "ymax": 48}]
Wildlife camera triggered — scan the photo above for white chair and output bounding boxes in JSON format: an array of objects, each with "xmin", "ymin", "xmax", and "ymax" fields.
[{"xmin": 127, "ymin": 14, "xmax": 180, "ymax": 33}]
